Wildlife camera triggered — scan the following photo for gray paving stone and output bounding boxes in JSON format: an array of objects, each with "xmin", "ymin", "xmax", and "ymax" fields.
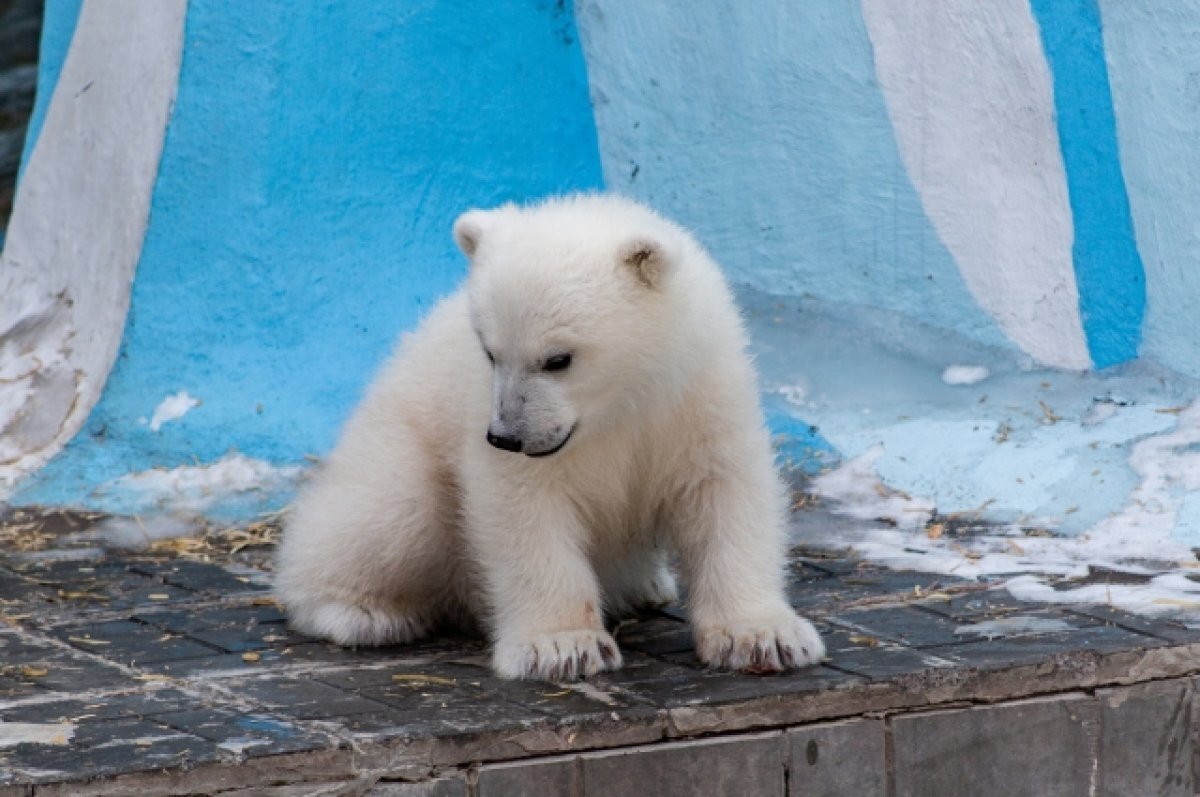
[
  {"xmin": 788, "ymin": 566, "xmax": 953, "ymax": 611},
  {"xmin": 1097, "ymin": 680, "xmax": 1193, "ymax": 797},
  {"xmin": 127, "ymin": 559, "xmax": 270, "ymax": 596},
  {"xmin": 1067, "ymin": 604, "xmax": 1200, "ymax": 643},
  {"xmin": 312, "ymin": 662, "xmax": 560, "ymax": 737},
  {"xmin": 921, "ymin": 622, "xmax": 1166, "ymax": 672},
  {"xmin": 626, "ymin": 654, "xmax": 862, "ymax": 710},
  {"xmin": 367, "ymin": 779, "xmax": 467, "ymax": 796},
  {"xmin": 152, "ymin": 707, "xmax": 329, "ymax": 757},
  {"xmin": 787, "ymin": 718, "xmax": 885, "ymax": 797},
  {"xmin": 821, "ymin": 627, "xmax": 959, "ymax": 681},
  {"xmin": 918, "ymin": 589, "xmax": 1041, "ymax": 620},
  {"xmin": 46, "ymin": 619, "xmax": 222, "ymax": 666},
  {"xmin": 892, "ymin": 695, "xmax": 1100, "ymax": 797},
  {"xmin": 231, "ymin": 674, "xmax": 392, "ymax": 720},
  {"xmin": 477, "ymin": 755, "xmax": 578, "ymax": 796},
  {"xmin": 828, "ymin": 605, "xmax": 969, "ymax": 647},
  {"xmin": 0, "ymin": 688, "xmax": 202, "ymax": 723},
  {"xmin": 0, "ymin": 631, "xmax": 134, "ymax": 694},
  {"xmin": 581, "ymin": 733, "xmax": 785, "ymax": 797},
  {"xmin": 1, "ymin": 716, "xmax": 218, "ymax": 784}
]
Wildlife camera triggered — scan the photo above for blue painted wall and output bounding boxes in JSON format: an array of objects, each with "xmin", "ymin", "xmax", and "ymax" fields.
[
  {"xmin": 10, "ymin": 0, "xmax": 1200, "ymax": 510},
  {"xmin": 18, "ymin": 0, "xmax": 81, "ymax": 177},
  {"xmin": 15, "ymin": 0, "xmax": 603, "ymax": 504},
  {"xmin": 1029, "ymin": 0, "xmax": 1145, "ymax": 369}
]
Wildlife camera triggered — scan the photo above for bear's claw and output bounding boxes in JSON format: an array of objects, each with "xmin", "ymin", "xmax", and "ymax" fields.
[
  {"xmin": 695, "ymin": 611, "xmax": 825, "ymax": 673},
  {"xmin": 493, "ymin": 629, "xmax": 623, "ymax": 681}
]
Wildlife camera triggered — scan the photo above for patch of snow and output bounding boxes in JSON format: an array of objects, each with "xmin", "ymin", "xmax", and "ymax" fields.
[
  {"xmin": 1005, "ymin": 573, "xmax": 1200, "ymax": 618},
  {"xmin": 790, "ymin": 405, "xmax": 1200, "ymax": 620},
  {"xmin": 91, "ymin": 733, "xmax": 190, "ymax": 750},
  {"xmin": 89, "ymin": 515, "xmax": 199, "ymax": 551},
  {"xmin": 148, "ymin": 390, "xmax": 199, "ymax": 432},
  {"xmin": 0, "ymin": 721, "xmax": 75, "ymax": 748},
  {"xmin": 95, "ymin": 453, "xmax": 302, "ymax": 516},
  {"xmin": 752, "ymin": 287, "xmax": 1200, "ymax": 621},
  {"xmin": 12, "ymin": 547, "xmax": 106, "ymax": 563},
  {"xmin": 941, "ymin": 365, "xmax": 990, "ymax": 386},
  {"xmin": 810, "ymin": 445, "xmax": 934, "ymax": 530},
  {"xmin": 1086, "ymin": 402, "xmax": 1200, "ymax": 556},
  {"xmin": 953, "ymin": 616, "xmax": 1073, "ymax": 639},
  {"xmin": 217, "ymin": 736, "xmax": 273, "ymax": 755}
]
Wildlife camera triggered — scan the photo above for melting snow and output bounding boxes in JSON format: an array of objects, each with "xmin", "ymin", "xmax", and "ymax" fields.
[
  {"xmin": 953, "ymin": 616, "xmax": 1073, "ymax": 639},
  {"xmin": 942, "ymin": 365, "xmax": 990, "ymax": 385},
  {"xmin": 0, "ymin": 722, "xmax": 75, "ymax": 748},
  {"xmin": 218, "ymin": 736, "xmax": 273, "ymax": 755},
  {"xmin": 87, "ymin": 515, "xmax": 199, "ymax": 551},
  {"xmin": 744, "ymin": 287, "xmax": 1200, "ymax": 622},
  {"xmin": 94, "ymin": 453, "xmax": 302, "ymax": 516},
  {"xmin": 811, "ymin": 446, "xmax": 933, "ymax": 530}
]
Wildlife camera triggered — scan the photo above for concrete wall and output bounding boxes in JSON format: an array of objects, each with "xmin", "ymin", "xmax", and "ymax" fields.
[{"xmin": 3, "ymin": 0, "xmax": 1199, "ymax": 514}]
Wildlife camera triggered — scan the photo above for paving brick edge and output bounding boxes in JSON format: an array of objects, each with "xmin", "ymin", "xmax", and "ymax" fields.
[{"xmin": 5, "ymin": 640, "xmax": 1199, "ymax": 796}]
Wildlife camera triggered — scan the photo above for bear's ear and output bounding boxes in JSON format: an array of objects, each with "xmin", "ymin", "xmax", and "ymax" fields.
[
  {"xmin": 453, "ymin": 210, "xmax": 489, "ymax": 261},
  {"xmin": 618, "ymin": 237, "xmax": 671, "ymax": 289}
]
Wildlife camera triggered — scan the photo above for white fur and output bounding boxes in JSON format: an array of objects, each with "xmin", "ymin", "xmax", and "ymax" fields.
[{"xmin": 275, "ymin": 194, "xmax": 825, "ymax": 681}]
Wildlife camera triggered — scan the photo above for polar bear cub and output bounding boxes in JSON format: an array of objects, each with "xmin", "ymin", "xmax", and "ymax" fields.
[{"xmin": 275, "ymin": 194, "xmax": 825, "ymax": 680}]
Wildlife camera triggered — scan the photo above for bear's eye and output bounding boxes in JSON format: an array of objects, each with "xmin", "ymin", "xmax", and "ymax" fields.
[
  {"xmin": 543, "ymin": 353, "xmax": 572, "ymax": 372},
  {"xmin": 483, "ymin": 347, "xmax": 495, "ymax": 365}
]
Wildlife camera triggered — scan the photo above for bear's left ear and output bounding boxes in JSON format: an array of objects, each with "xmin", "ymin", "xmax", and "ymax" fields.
[
  {"xmin": 618, "ymin": 237, "xmax": 672, "ymax": 289},
  {"xmin": 453, "ymin": 210, "xmax": 489, "ymax": 261}
]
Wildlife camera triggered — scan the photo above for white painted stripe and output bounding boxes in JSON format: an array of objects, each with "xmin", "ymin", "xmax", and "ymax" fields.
[
  {"xmin": 0, "ymin": 0, "xmax": 187, "ymax": 491},
  {"xmin": 862, "ymin": 0, "xmax": 1090, "ymax": 369}
]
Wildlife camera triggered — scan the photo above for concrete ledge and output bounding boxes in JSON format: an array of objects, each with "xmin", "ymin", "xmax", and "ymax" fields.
[{"xmin": 1, "ymin": 510, "xmax": 1199, "ymax": 795}]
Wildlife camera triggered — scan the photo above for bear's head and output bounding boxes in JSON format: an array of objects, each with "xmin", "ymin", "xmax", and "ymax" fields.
[{"xmin": 453, "ymin": 195, "xmax": 689, "ymax": 458}]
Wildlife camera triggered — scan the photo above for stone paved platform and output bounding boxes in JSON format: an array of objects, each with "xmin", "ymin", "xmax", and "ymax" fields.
[{"xmin": 1, "ymin": 508, "xmax": 1199, "ymax": 796}]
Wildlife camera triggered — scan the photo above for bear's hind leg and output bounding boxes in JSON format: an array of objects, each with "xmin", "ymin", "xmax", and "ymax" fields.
[
  {"xmin": 293, "ymin": 598, "xmax": 438, "ymax": 647},
  {"xmin": 275, "ymin": 446, "xmax": 468, "ymax": 647}
]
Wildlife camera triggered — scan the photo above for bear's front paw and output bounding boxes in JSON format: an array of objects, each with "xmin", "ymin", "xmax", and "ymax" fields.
[
  {"xmin": 493, "ymin": 629, "xmax": 623, "ymax": 681},
  {"xmin": 695, "ymin": 611, "xmax": 825, "ymax": 673}
]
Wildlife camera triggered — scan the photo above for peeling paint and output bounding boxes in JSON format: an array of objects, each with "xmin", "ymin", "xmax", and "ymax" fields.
[
  {"xmin": 0, "ymin": 0, "xmax": 186, "ymax": 494},
  {"xmin": 148, "ymin": 390, "xmax": 200, "ymax": 433}
]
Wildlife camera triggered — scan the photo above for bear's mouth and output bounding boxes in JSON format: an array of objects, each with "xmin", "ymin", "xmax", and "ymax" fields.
[{"xmin": 525, "ymin": 424, "xmax": 576, "ymax": 458}]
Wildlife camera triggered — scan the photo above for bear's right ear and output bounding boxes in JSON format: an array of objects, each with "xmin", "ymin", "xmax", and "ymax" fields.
[
  {"xmin": 453, "ymin": 210, "xmax": 489, "ymax": 261},
  {"xmin": 618, "ymin": 237, "xmax": 672, "ymax": 289}
]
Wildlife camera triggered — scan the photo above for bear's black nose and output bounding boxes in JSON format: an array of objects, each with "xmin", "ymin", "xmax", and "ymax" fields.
[{"xmin": 486, "ymin": 431, "xmax": 523, "ymax": 453}]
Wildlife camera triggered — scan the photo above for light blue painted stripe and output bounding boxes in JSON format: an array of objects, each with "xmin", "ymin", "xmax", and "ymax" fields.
[
  {"xmin": 577, "ymin": 0, "xmax": 1011, "ymax": 352},
  {"xmin": 17, "ymin": 0, "xmax": 83, "ymax": 179},
  {"xmin": 15, "ymin": 0, "xmax": 603, "ymax": 508},
  {"xmin": 1029, "ymin": 0, "xmax": 1145, "ymax": 369}
]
